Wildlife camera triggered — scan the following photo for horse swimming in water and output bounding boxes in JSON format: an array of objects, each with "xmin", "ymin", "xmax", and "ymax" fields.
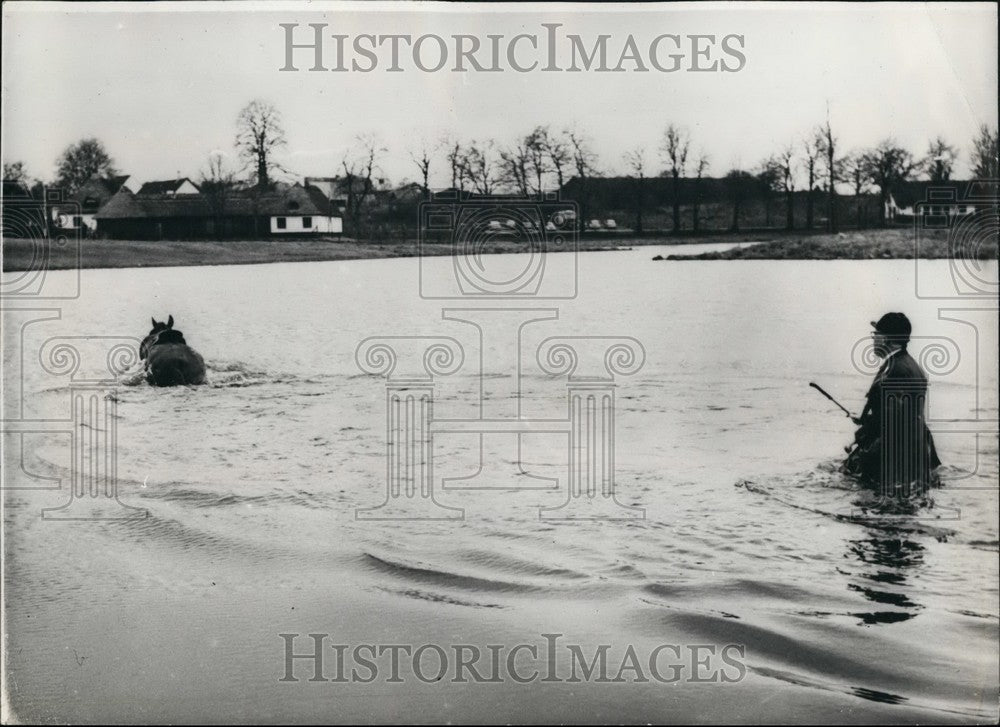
[{"xmin": 141, "ymin": 315, "xmax": 207, "ymax": 387}]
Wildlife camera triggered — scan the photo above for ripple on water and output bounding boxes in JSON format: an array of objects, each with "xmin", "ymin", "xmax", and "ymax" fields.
[{"xmin": 360, "ymin": 551, "xmax": 543, "ymax": 595}]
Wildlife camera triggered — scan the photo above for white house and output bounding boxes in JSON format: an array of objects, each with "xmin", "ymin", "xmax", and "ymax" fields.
[
  {"xmin": 268, "ymin": 184, "xmax": 343, "ymax": 235},
  {"xmin": 885, "ymin": 181, "xmax": 981, "ymax": 221},
  {"xmin": 270, "ymin": 212, "xmax": 342, "ymax": 235}
]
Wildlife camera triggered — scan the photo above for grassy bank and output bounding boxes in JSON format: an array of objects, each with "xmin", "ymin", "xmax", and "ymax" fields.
[
  {"xmin": 1, "ymin": 232, "xmax": 763, "ymax": 272},
  {"xmin": 4, "ymin": 228, "xmax": 990, "ymax": 272},
  {"xmin": 657, "ymin": 228, "xmax": 998, "ymax": 260}
]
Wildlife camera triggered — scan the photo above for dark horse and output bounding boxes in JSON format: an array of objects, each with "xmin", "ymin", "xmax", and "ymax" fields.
[{"xmin": 141, "ymin": 315, "xmax": 207, "ymax": 386}]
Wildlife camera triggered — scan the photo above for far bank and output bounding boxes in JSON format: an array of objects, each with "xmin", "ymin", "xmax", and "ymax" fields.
[
  {"xmin": 656, "ymin": 228, "xmax": 997, "ymax": 260},
  {"xmin": 3, "ymin": 228, "xmax": 993, "ymax": 272},
  {"xmin": 2, "ymin": 232, "xmax": 759, "ymax": 272}
]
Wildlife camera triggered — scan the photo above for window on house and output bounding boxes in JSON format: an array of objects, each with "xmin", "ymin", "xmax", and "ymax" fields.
[
  {"xmin": 276, "ymin": 217, "xmax": 286, "ymax": 229},
  {"xmin": 302, "ymin": 216, "xmax": 312, "ymax": 228}
]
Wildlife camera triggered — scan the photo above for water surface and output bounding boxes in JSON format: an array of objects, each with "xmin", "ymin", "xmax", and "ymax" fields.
[{"xmin": 3, "ymin": 245, "xmax": 997, "ymax": 723}]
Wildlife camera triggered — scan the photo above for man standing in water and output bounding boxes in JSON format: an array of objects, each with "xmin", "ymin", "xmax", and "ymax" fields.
[{"xmin": 845, "ymin": 312, "xmax": 941, "ymax": 496}]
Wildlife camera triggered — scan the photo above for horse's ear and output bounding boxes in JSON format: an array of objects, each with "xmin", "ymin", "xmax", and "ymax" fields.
[
  {"xmin": 167, "ymin": 315, "xmax": 174, "ymax": 329},
  {"xmin": 151, "ymin": 317, "xmax": 158, "ymax": 328}
]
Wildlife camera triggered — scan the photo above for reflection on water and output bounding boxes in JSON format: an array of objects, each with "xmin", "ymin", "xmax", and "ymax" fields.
[
  {"xmin": 850, "ymin": 686, "xmax": 910, "ymax": 705},
  {"xmin": 845, "ymin": 533, "xmax": 926, "ymax": 624}
]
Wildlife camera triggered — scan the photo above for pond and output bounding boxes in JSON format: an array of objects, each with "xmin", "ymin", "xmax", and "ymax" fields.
[{"xmin": 3, "ymin": 246, "xmax": 997, "ymax": 723}]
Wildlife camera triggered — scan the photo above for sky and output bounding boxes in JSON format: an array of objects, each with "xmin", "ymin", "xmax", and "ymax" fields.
[{"xmin": 2, "ymin": 1, "xmax": 997, "ymax": 190}]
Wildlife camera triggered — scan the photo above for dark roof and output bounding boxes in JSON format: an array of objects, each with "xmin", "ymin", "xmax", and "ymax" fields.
[
  {"xmin": 889, "ymin": 180, "xmax": 986, "ymax": 209},
  {"xmin": 2, "ymin": 179, "xmax": 34, "ymax": 199},
  {"xmin": 97, "ymin": 191, "xmax": 211, "ymax": 219},
  {"xmin": 243, "ymin": 184, "xmax": 329, "ymax": 216},
  {"xmin": 83, "ymin": 175, "xmax": 130, "ymax": 196},
  {"xmin": 382, "ymin": 183, "xmax": 426, "ymax": 202},
  {"xmin": 96, "ymin": 183, "xmax": 332, "ymax": 220},
  {"xmin": 60, "ymin": 175, "xmax": 131, "ymax": 214},
  {"xmin": 136, "ymin": 178, "xmax": 198, "ymax": 195},
  {"xmin": 45, "ymin": 175, "xmax": 129, "ymax": 214},
  {"xmin": 561, "ymin": 175, "xmax": 733, "ymax": 204},
  {"xmin": 890, "ymin": 181, "xmax": 940, "ymax": 209},
  {"xmin": 304, "ymin": 184, "xmax": 336, "ymax": 215},
  {"xmin": 106, "ymin": 175, "xmax": 131, "ymax": 192}
]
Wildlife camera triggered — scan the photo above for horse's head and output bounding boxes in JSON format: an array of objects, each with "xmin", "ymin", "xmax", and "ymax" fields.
[{"xmin": 141, "ymin": 315, "xmax": 186, "ymax": 359}]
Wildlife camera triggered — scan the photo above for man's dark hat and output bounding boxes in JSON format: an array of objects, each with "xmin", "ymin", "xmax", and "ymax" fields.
[{"xmin": 871, "ymin": 312, "xmax": 912, "ymax": 339}]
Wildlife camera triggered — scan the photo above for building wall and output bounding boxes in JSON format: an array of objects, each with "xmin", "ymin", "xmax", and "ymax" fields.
[
  {"xmin": 888, "ymin": 200, "xmax": 977, "ymax": 219},
  {"xmin": 270, "ymin": 215, "xmax": 343, "ymax": 234},
  {"xmin": 56, "ymin": 212, "xmax": 97, "ymax": 231},
  {"xmin": 98, "ymin": 214, "xmax": 344, "ymax": 240},
  {"xmin": 99, "ymin": 217, "xmax": 213, "ymax": 240}
]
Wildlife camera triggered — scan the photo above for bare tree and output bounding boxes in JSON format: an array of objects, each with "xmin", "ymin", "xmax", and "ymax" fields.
[
  {"xmin": 526, "ymin": 127, "xmax": 550, "ymax": 194},
  {"xmin": 623, "ymin": 146, "xmax": 647, "ymax": 234},
  {"xmin": 199, "ymin": 152, "xmax": 239, "ymax": 240},
  {"xmin": 756, "ymin": 156, "xmax": 783, "ymax": 228},
  {"xmin": 691, "ymin": 152, "xmax": 709, "ymax": 233},
  {"xmin": 567, "ymin": 127, "xmax": 598, "ymax": 229},
  {"xmin": 724, "ymin": 168, "xmax": 754, "ymax": 233},
  {"xmin": 660, "ymin": 124, "xmax": 690, "ymax": 234},
  {"xmin": 861, "ymin": 139, "xmax": 916, "ymax": 226},
  {"xmin": 409, "ymin": 137, "xmax": 439, "ymax": 199},
  {"xmin": 802, "ymin": 134, "xmax": 822, "ymax": 230},
  {"xmin": 843, "ymin": 152, "xmax": 871, "ymax": 229},
  {"xmin": 55, "ymin": 138, "xmax": 117, "ymax": 193},
  {"xmin": 817, "ymin": 115, "xmax": 841, "ymax": 232},
  {"xmin": 462, "ymin": 140, "xmax": 499, "ymax": 195},
  {"xmin": 498, "ymin": 128, "xmax": 552, "ymax": 196},
  {"xmin": 442, "ymin": 136, "xmax": 468, "ymax": 192},
  {"xmin": 922, "ymin": 136, "xmax": 959, "ymax": 183},
  {"xmin": 341, "ymin": 134, "xmax": 386, "ymax": 229},
  {"xmin": 776, "ymin": 145, "xmax": 796, "ymax": 230},
  {"xmin": 970, "ymin": 124, "xmax": 998, "ymax": 179},
  {"xmin": 541, "ymin": 128, "xmax": 571, "ymax": 191},
  {"xmin": 235, "ymin": 99, "xmax": 286, "ymax": 189},
  {"xmin": 499, "ymin": 138, "xmax": 531, "ymax": 196}
]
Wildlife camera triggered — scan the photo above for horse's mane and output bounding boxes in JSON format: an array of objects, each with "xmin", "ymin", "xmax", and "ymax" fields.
[{"xmin": 153, "ymin": 329, "xmax": 187, "ymax": 346}]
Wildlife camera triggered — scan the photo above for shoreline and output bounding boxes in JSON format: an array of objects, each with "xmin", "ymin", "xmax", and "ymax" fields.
[
  {"xmin": 1, "ymin": 232, "xmax": 761, "ymax": 272},
  {"xmin": 2, "ymin": 229, "xmax": 992, "ymax": 272},
  {"xmin": 658, "ymin": 228, "xmax": 996, "ymax": 260}
]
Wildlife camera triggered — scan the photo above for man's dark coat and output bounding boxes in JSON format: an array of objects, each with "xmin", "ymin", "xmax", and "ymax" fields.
[{"xmin": 845, "ymin": 348, "xmax": 941, "ymax": 489}]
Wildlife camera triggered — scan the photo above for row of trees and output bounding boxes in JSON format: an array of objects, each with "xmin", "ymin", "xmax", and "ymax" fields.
[
  {"xmin": 4, "ymin": 97, "xmax": 998, "ymax": 235},
  {"xmin": 394, "ymin": 117, "xmax": 997, "ymax": 233},
  {"xmin": 621, "ymin": 120, "xmax": 999, "ymax": 233}
]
